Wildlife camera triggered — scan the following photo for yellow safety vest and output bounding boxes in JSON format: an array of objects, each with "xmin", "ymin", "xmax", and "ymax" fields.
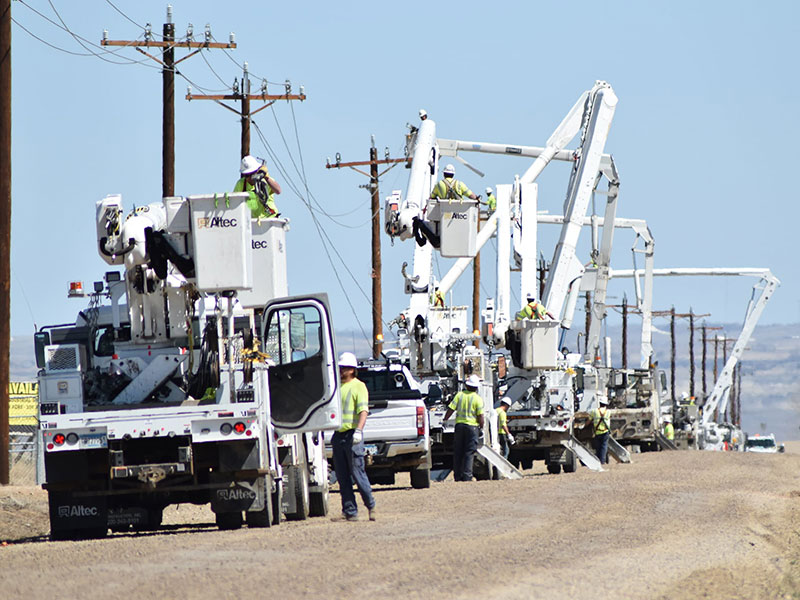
[
  {"xmin": 516, "ymin": 301, "xmax": 546, "ymax": 320},
  {"xmin": 497, "ymin": 408, "xmax": 508, "ymax": 432},
  {"xmin": 592, "ymin": 407, "xmax": 610, "ymax": 435},
  {"xmin": 665, "ymin": 423, "xmax": 675, "ymax": 441},
  {"xmin": 431, "ymin": 178, "xmax": 473, "ymax": 200},
  {"xmin": 449, "ymin": 390, "xmax": 483, "ymax": 427},
  {"xmin": 338, "ymin": 378, "xmax": 369, "ymax": 432},
  {"xmin": 234, "ymin": 167, "xmax": 277, "ymax": 218}
]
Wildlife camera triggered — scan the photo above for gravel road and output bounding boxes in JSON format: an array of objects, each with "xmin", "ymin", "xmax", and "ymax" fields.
[{"xmin": 2, "ymin": 446, "xmax": 799, "ymax": 599}]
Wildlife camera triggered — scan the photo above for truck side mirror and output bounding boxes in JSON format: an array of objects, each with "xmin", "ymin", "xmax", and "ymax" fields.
[{"xmin": 34, "ymin": 331, "xmax": 50, "ymax": 368}]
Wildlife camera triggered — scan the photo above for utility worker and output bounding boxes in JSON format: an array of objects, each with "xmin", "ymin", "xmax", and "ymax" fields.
[
  {"xmin": 330, "ymin": 352, "xmax": 376, "ymax": 522},
  {"xmin": 484, "ymin": 187, "xmax": 497, "ymax": 215},
  {"xmin": 419, "ymin": 108, "xmax": 428, "ymax": 121},
  {"xmin": 432, "ymin": 287, "xmax": 445, "ymax": 307},
  {"xmin": 515, "ymin": 296, "xmax": 554, "ymax": 321},
  {"xmin": 590, "ymin": 395, "xmax": 611, "ymax": 464},
  {"xmin": 664, "ymin": 418, "xmax": 675, "ymax": 441},
  {"xmin": 430, "ymin": 164, "xmax": 479, "ymax": 202},
  {"xmin": 497, "ymin": 397, "xmax": 515, "ymax": 459},
  {"xmin": 234, "ymin": 155, "xmax": 282, "ymax": 219},
  {"xmin": 443, "ymin": 375, "xmax": 485, "ymax": 481}
]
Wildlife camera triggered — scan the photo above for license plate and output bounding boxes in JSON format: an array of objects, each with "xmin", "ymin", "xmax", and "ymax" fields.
[
  {"xmin": 363, "ymin": 444, "xmax": 378, "ymax": 456},
  {"xmin": 80, "ymin": 434, "xmax": 108, "ymax": 448}
]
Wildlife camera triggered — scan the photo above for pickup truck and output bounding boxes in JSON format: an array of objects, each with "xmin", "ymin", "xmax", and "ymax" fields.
[{"xmin": 327, "ymin": 359, "xmax": 431, "ymax": 488}]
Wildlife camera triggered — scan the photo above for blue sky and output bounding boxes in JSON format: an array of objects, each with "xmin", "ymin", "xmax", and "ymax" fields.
[{"xmin": 9, "ymin": 0, "xmax": 800, "ymax": 354}]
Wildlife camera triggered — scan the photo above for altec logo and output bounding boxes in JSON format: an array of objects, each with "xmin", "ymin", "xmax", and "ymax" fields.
[
  {"xmin": 218, "ymin": 488, "xmax": 256, "ymax": 501},
  {"xmin": 197, "ymin": 216, "xmax": 238, "ymax": 229},
  {"xmin": 252, "ymin": 240, "xmax": 269, "ymax": 249},
  {"xmin": 58, "ymin": 505, "xmax": 98, "ymax": 518},
  {"xmin": 450, "ymin": 213, "xmax": 468, "ymax": 220}
]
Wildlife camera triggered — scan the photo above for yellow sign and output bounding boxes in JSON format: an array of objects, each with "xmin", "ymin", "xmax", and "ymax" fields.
[{"xmin": 9, "ymin": 381, "xmax": 38, "ymax": 426}]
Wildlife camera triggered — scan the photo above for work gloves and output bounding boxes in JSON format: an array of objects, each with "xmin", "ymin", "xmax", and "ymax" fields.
[
  {"xmin": 507, "ymin": 433, "xmax": 516, "ymax": 445},
  {"xmin": 352, "ymin": 429, "xmax": 364, "ymax": 444}
]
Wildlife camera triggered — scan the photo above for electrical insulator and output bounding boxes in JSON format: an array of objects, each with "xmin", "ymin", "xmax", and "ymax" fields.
[
  {"xmin": 187, "ymin": 86, "xmax": 192, "ymax": 98},
  {"xmin": 371, "ymin": 135, "xmax": 375, "ymax": 149},
  {"xmin": 144, "ymin": 23, "xmax": 152, "ymax": 42},
  {"xmin": 326, "ymin": 157, "xmax": 331, "ymax": 168},
  {"xmin": 285, "ymin": 80, "xmax": 291, "ymax": 94},
  {"xmin": 335, "ymin": 152, "xmax": 341, "ymax": 165},
  {"xmin": 261, "ymin": 79, "xmax": 267, "ymax": 95},
  {"xmin": 102, "ymin": 30, "xmax": 108, "ymax": 42},
  {"xmin": 299, "ymin": 85, "xmax": 305, "ymax": 97},
  {"xmin": 243, "ymin": 61, "xmax": 249, "ymax": 76},
  {"xmin": 204, "ymin": 24, "xmax": 211, "ymax": 42},
  {"xmin": 385, "ymin": 147, "xmax": 390, "ymax": 160},
  {"xmin": 233, "ymin": 78, "xmax": 239, "ymax": 95},
  {"xmin": 166, "ymin": 5, "xmax": 173, "ymax": 24},
  {"xmin": 186, "ymin": 23, "xmax": 193, "ymax": 39},
  {"xmin": 229, "ymin": 32, "xmax": 235, "ymax": 45}
]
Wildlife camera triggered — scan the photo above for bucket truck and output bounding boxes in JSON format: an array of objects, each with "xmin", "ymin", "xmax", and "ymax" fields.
[
  {"xmin": 609, "ymin": 267, "xmax": 779, "ymax": 450},
  {"xmin": 35, "ymin": 192, "xmax": 340, "ymax": 540}
]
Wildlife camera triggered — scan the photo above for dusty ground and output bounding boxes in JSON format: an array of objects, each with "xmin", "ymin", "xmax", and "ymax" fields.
[{"xmin": 1, "ymin": 445, "xmax": 800, "ymax": 599}]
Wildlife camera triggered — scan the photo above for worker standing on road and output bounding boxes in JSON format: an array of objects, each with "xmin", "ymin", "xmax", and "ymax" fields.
[
  {"xmin": 515, "ymin": 296, "xmax": 555, "ymax": 321},
  {"xmin": 331, "ymin": 352, "xmax": 376, "ymax": 522},
  {"xmin": 664, "ymin": 418, "xmax": 675, "ymax": 442},
  {"xmin": 430, "ymin": 164, "xmax": 479, "ymax": 201},
  {"xmin": 590, "ymin": 396, "xmax": 611, "ymax": 464},
  {"xmin": 443, "ymin": 375, "xmax": 485, "ymax": 482},
  {"xmin": 234, "ymin": 155, "xmax": 282, "ymax": 219},
  {"xmin": 497, "ymin": 397, "xmax": 515, "ymax": 459}
]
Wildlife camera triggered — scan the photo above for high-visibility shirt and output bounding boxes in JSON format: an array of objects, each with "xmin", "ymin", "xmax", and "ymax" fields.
[
  {"xmin": 431, "ymin": 178, "xmax": 474, "ymax": 200},
  {"xmin": 497, "ymin": 408, "xmax": 508, "ymax": 433},
  {"xmin": 665, "ymin": 422, "xmax": 675, "ymax": 440},
  {"xmin": 486, "ymin": 193, "xmax": 497, "ymax": 213},
  {"xmin": 516, "ymin": 301, "xmax": 547, "ymax": 321},
  {"xmin": 591, "ymin": 407, "xmax": 610, "ymax": 435},
  {"xmin": 234, "ymin": 166, "xmax": 277, "ymax": 218},
  {"xmin": 448, "ymin": 390, "xmax": 484, "ymax": 427},
  {"xmin": 432, "ymin": 290, "xmax": 444, "ymax": 307},
  {"xmin": 338, "ymin": 378, "xmax": 369, "ymax": 433}
]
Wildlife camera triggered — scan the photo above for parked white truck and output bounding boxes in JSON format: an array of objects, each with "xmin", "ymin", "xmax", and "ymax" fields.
[{"xmin": 36, "ymin": 192, "xmax": 340, "ymax": 539}]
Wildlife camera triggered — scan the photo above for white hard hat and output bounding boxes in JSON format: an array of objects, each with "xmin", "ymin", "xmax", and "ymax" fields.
[
  {"xmin": 240, "ymin": 155, "xmax": 261, "ymax": 175},
  {"xmin": 465, "ymin": 374, "xmax": 481, "ymax": 388},
  {"xmin": 680, "ymin": 392, "xmax": 689, "ymax": 400},
  {"xmin": 485, "ymin": 187, "xmax": 493, "ymax": 195},
  {"xmin": 500, "ymin": 397, "xmax": 512, "ymax": 407},
  {"xmin": 598, "ymin": 395, "xmax": 609, "ymax": 406},
  {"xmin": 419, "ymin": 109, "xmax": 427, "ymax": 119},
  {"xmin": 338, "ymin": 352, "xmax": 358, "ymax": 369},
  {"xmin": 443, "ymin": 164, "xmax": 455, "ymax": 176}
]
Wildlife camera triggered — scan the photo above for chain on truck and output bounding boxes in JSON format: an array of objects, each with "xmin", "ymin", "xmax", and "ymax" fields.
[{"xmin": 35, "ymin": 191, "xmax": 341, "ymax": 540}]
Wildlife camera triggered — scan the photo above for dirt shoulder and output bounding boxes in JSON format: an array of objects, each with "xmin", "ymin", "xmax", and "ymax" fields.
[{"xmin": 2, "ymin": 449, "xmax": 799, "ymax": 599}]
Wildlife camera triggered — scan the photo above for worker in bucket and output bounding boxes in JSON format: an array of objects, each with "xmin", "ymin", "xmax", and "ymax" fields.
[
  {"xmin": 515, "ymin": 296, "xmax": 554, "ymax": 320},
  {"xmin": 497, "ymin": 397, "xmax": 515, "ymax": 459},
  {"xmin": 419, "ymin": 108, "xmax": 428, "ymax": 121},
  {"xmin": 234, "ymin": 155, "xmax": 282, "ymax": 219},
  {"xmin": 443, "ymin": 374, "xmax": 485, "ymax": 481},
  {"xmin": 484, "ymin": 187, "xmax": 497, "ymax": 215},
  {"xmin": 430, "ymin": 164, "xmax": 479, "ymax": 202},
  {"xmin": 590, "ymin": 395, "xmax": 611, "ymax": 464},
  {"xmin": 330, "ymin": 352, "xmax": 376, "ymax": 522}
]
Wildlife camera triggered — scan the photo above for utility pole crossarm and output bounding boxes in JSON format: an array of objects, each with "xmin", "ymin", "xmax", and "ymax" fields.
[
  {"xmin": 186, "ymin": 93, "xmax": 306, "ymax": 102},
  {"xmin": 326, "ymin": 157, "xmax": 407, "ymax": 169},
  {"xmin": 101, "ymin": 40, "xmax": 236, "ymax": 49}
]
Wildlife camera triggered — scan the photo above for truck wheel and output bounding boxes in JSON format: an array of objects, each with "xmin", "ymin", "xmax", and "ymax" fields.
[
  {"xmin": 563, "ymin": 449, "xmax": 577, "ymax": 473},
  {"xmin": 285, "ymin": 465, "xmax": 310, "ymax": 521},
  {"xmin": 215, "ymin": 511, "xmax": 243, "ymax": 530},
  {"xmin": 410, "ymin": 467, "xmax": 431, "ymax": 489},
  {"xmin": 547, "ymin": 462, "xmax": 562, "ymax": 475},
  {"xmin": 246, "ymin": 482, "xmax": 274, "ymax": 528},
  {"xmin": 309, "ymin": 487, "xmax": 330, "ymax": 517}
]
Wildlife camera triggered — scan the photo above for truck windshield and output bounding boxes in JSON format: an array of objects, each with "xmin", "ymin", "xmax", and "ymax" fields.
[
  {"xmin": 357, "ymin": 369, "xmax": 421, "ymax": 401},
  {"xmin": 747, "ymin": 438, "xmax": 776, "ymax": 449}
]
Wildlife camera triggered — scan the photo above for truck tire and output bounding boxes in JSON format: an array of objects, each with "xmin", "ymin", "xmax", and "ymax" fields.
[
  {"xmin": 309, "ymin": 487, "xmax": 329, "ymax": 517},
  {"xmin": 547, "ymin": 462, "xmax": 562, "ymax": 475},
  {"xmin": 246, "ymin": 477, "xmax": 274, "ymax": 528},
  {"xmin": 285, "ymin": 465, "xmax": 310, "ymax": 521},
  {"xmin": 215, "ymin": 511, "xmax": 243, "ymax": 530},
  {"xmin": 563, "ymin": 449, "xmax": 577, "ymax": 473},
  {"xmin": 410, "ymin": 467, "xmax": 431, "ymax": 489}
]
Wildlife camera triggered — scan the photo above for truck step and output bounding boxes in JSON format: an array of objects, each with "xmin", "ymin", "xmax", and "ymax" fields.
[
  {"xmin": 607, "ymin": 436, "xmax": 632, "ymax": 463},
  {"xmin": 654, "ymin": 430, "xmax": 678, "ymax": 451},
  {"xmin": 475, "ymin": 445, "xmax": 523, "ymax": 480},
  {"xmin": 561, "ymin": 437, "xmax": 604, "ymax": 472}
]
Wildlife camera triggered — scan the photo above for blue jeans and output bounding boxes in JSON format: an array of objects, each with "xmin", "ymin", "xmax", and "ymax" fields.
[
  {"xmin": 331, "ymin": 430, "xmax": 375, "ymax": 517},
  {"xmin": 499, "ymin": 434, "xmax": 510, "ymax": 460},
  {"xmin": 453, "ymin": 423, "xmax": 479, "ymax": 481},
  {"xmin": 594, "ymin": 432, "xmax": 610, "ymax": 464}
]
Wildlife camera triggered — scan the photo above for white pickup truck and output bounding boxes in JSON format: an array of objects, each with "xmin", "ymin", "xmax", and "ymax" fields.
[{"xmin": 327, "ymin": 359, "xmax": 431, "ymax": 488}]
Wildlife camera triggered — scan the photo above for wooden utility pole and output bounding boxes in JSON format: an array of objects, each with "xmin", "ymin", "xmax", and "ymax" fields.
[
  {"xmin": 325, "ymin": 144, "xmax": 408, "ymax": 358},
  {"xmin": 688, "ymin": 310, "xmax": 695, "ymax": 398},
  {"xmin": 701, "ymin": 324, "xmax": 707, "ymax": 399},
  {"xmin": 1, "ymin": 0, "xmax": 11, "ymax": 485},
  {"xmin": 621, "ymin": 295, "xmax": 628, "ymax": 370},
  {"xmin": 187, "ymin": 63, "xmax": 306, "ymax": 158},
  {"xmin": 670, "ymin": 307, "xmax": 676, "ymax": 405},
  {"xmin": 102, "ymin": 9, "xmax": 237, "ymax": 196}
]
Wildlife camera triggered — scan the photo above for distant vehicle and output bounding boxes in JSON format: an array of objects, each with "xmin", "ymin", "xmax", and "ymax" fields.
[{"xmin": 745, "ymin": 434, "xmax": 785, "ymax": 454}]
